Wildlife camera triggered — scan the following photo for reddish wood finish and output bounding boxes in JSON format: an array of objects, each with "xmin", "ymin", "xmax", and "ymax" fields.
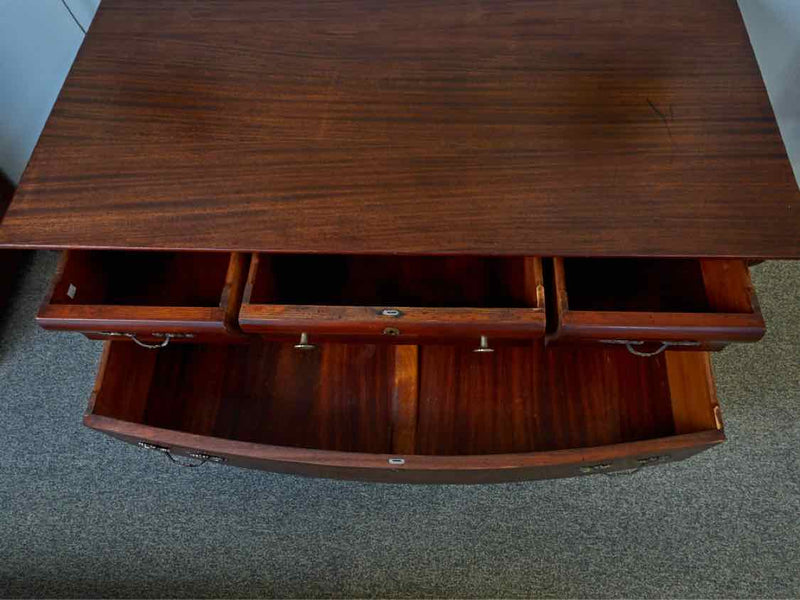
[
  {"xmin": 700, "ymin": 260, "xmax": 760, "ymax": 314},
  {"xmin": 1, "ymin": 0, "xmax": 797, "ymax": 258},
  {"xmin": 85, "ymin": 417, "xmax": 724, "ymax": 484},
  {"xmin": 37, "ymin": 251, "xmax": 249, "ymax": 341},
  {"xmin": 666, "ymin": 352, "xmax": 722, "ymax": 434},
  {"xmin": 84, "ymin": 339, "xmax": 723, "ymax": 483},
  {"xmin": 240, "ymin": 254, "xmax": 546, "ymax": 342},
  {"xmin": 552, "ymin": 257, "xmax": 765, "ymax": 346},
  {"xmin": 391, "ymin": 345, "xmax": 419, "ymax": 455},
  {"xmin": 221, "ymin": 252, "xmax": 249, "ymax": 330}
]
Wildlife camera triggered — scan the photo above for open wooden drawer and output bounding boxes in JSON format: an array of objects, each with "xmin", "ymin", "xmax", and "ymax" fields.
[
  {"xmin": 38, "ymin": 251, "xmax": 249, "ymax": 346},
  {"xmin": 239, "ymin": 254, "xmax": 546, "ymax": 347},
  {"xmin": 552, "ymin": 258, "xmax": 765, "ymax": 355},
  {"xmin": 84, "ymin": 339, "xmax": 724, "ymax": 484}
]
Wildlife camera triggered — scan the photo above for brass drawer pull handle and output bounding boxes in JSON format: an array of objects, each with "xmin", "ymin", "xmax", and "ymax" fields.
[
  {"xmin": 579, "ymin": 463, "xmax": 613, "ymax": 474},
  {"xmin": 137, "ymin": 442, "xmax": 225, "ymax": 467},
  {"xmin": 128, "ymin": 333, "xmax": 174, "ymax": 349},
  {"xmin": 605, "ymin": 466, "xmax": 642, "ymax": 477},
  {"xmin": 97, "ymin": 332, "xmax": 194, "ymax": 349},
  {"xmin": 604, "ymin": 455, "xmax": 667, "ymax": 477},
  {"xmin": 473, "ymin": 335, "xmax": 494, "ymax": 353},
  {"xmin": 601, "ymin": 340, "xmax": 701, "ymax": 358},
  {"xmin": 294, "ymin": 332, "xmax": 316, "ymax": 350},
  {"xmin": 625, "ymin": 342, "xmax": 670, "ymax": 357}
]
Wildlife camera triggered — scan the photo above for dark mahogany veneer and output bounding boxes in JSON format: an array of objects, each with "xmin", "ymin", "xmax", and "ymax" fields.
[{"xmin": 1, "ymin": 0, "xmax": 798, "ymax": 257}]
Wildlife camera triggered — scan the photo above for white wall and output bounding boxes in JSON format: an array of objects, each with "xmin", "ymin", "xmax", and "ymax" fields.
[
  {"xmin": 0, "ymin": 1, "xmax": 797, "ymax": 188},
  {"xmin": 738, "ymin": 0, "xmax": 800, "ymax": 187},
  {"xmin": 0, "ymin": 0, "xmax": 100, "ymax": 184}
]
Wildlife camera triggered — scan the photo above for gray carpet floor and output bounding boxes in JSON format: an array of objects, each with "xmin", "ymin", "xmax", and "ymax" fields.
[{"xmin": 1, "ymin": 251, "xmax": 798, "ymax": 599}]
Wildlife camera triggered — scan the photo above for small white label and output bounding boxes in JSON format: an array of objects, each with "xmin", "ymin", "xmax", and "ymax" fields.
[
  {"xmin": 388, "ymin": 457, "xmax": 405, "ymax": 466},
  {"xmin": 67, "ymin": 284, "xmax": 77, "ymax": 299}
]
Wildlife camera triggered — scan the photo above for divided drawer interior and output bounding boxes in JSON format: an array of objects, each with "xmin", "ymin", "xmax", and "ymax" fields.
[
  {"xmin": 38, "ymin": 250, "xmax": 247, "ymax": 337},
  {"xmin": 553, "ymin": 258, "xmax": 764, "ymax": 347},
  {"xmin": 47, "ymin": 250, "xmax": 758, "ymax": 482},
  {"xmin": 38, "ymin": 251, "xmax": 764, "ymax": 352},
  {"xmin": 239, "ymin": 254, "xmax": 546, "ymax": 341},
  {"xmin": 86, "ymin": 339, "xmax": 722, "ymax": 466}
]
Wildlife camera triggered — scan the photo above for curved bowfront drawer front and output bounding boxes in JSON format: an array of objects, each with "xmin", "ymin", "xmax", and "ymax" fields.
[
  {"xmin": 552, "ymin": 258, "xmax": 765, "ymax": 352},
  {"xmin": 238, "ymin": 254, "xmax": 546, "ymax": 344},
  {"xmin": 84, "ymin": 339, "xmax": 724, "ymax": 484},
  {"xmin": 38, "ymin": 251, "xmax": 249, "ymax": 343}
]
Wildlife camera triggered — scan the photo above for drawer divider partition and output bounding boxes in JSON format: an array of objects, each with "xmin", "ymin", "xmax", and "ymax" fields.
[{"xmin": 391, "ymin": 345, "xmax": 420, "ymax": 455}]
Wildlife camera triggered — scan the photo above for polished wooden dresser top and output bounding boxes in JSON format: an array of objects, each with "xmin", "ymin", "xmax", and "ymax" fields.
[{"xmin": 0, "ymin": 0, "xmax": 798, "ymax": 257}]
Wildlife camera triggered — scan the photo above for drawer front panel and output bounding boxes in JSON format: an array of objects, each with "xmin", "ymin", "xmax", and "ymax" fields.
[
  {"xmin": 557, "ymin": 312, "xmax": 765, "ymax": 343},
  {"xmin": 239, "ymin": 304, "xmax": 546, "ymax": 341},
  {"xmin": 37, "ymin": 305, "xmax": 229, "ymax": 335},
  {"xmin": 84, "ymin": 414, "xmax": 724, "ymax": 484}
]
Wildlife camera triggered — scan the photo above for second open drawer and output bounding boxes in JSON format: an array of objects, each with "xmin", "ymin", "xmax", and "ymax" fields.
[
  {"xmin": 239, "ymin": 254, "xmax": 546, "ymax": 345},
  {"xmin": 552, "ymin": 258, "xmax": 765, "ymax": 354},
  {"xmin": 83, "ymin": 338, "xmax": 724, "ymax": 483}
]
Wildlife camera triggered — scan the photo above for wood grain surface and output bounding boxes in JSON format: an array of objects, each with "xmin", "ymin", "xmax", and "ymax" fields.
[
  {"xmin": 85, "ymin": 339, "xmax": 723, "ymax": 482},
  {"xmin": 89, "ymin": 340, "xmax": 698, "ymax": 452},
  {"xmin": 1, "ymin": 0, "xmax": 798, "ymax": 257}
]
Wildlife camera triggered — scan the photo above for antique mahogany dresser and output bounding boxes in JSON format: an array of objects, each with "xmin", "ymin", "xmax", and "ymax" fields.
[{"xmin": 1, "ymin": 0, "xmax": 798, "ymax": 483}]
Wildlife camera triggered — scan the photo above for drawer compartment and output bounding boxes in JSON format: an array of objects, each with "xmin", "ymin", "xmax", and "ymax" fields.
[
  {"xmin": 239, "ymin": 254, "xmax": 546, "ymax": 344},
  {"xmin": 84, "ymin": 339, "xmax": 724, "ymax": 483},
  {"xmin": 38, "ymin": 251, "xmax": 249, "ymax": 343},
  {"xmin": 552, "ymin": 258, "xmax": 765, "ymax": 352}
]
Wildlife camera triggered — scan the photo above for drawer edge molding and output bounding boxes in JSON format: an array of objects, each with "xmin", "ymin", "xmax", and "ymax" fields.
[
  {"xmin": 239, "ymin": 305, "xmax": 546, "ymax": 338},
  {"xmin": 37, "ymin": 304, "xmax": 228, "ymax": 334},
  {"xmin": 558, "ymin": 311, "xmax": 766, "ymax": 342},
  {"xmin": 82, "ymin": 413, "xmax": 724, "ymax": 484}
]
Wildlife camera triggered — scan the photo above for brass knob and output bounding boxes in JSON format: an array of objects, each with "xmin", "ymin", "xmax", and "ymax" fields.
[
  {"xmin": 294, "ymin": 332, "xmax": 316, "ymax": 350},
  {"xmin": 473, "ymin": 335, "xmax": 494, "ymax": 353}
]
